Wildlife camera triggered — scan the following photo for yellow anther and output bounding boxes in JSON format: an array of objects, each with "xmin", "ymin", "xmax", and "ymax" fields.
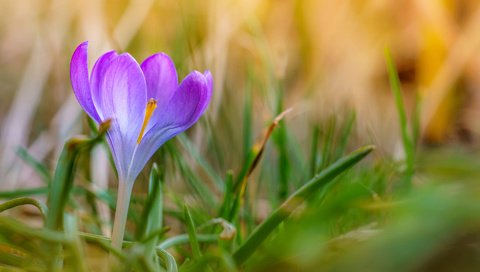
[{"xmin": 137, "ymin": 98, "xmax": 157, "ymax": 144}]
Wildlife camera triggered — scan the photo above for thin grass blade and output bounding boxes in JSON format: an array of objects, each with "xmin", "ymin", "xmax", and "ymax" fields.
[
  {"xmin": 385, "ymin": 48, "xmax": 415, "ymax": 189},
  {"xmin": 233, "ymin": 145, "xmax": 375, "ymax": 265},
  {"xmin": 184, "ymin": 205, "xmax": 201, "ymax": 259}
]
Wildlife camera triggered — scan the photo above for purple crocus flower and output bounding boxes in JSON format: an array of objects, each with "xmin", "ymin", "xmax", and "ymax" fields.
[
  {"xmin": 70, "ymin": 41, "xmax": 212, "ymax": 249},
  {"xmin": 70, "ymin": 41, "xmax": 212, "ymax": 184}
]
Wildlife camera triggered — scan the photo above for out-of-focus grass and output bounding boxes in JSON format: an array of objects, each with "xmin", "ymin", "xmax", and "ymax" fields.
[{"xmin": 1, "ymin": 0, "xmax": 480, "ymax": 271}]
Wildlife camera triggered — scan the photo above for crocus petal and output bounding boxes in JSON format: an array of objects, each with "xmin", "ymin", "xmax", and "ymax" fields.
[
  {"xmin": 127, "ymin": 71, "xmax": 212, "ymax": 180},
  {"xmin": 90, "ymin": 50, "xmax": 118, "ymax": 96},
  {"xmin": 70, "ymin": 41, "xmax": 100, "ymax": 122},
  {"xmin": 141, "ymin": 53, "xmax": 178, "ymax": 109},
  {"xmin": 140, "ymin": 53, "xmax": 178, "ymax": 133},
  {"xmin": 158, "ymin": 70, "xmax": 211, "ymax": 128},
  {"xmin": 91, "ymin": 52, "xmax": 147, "ymax": 179}
]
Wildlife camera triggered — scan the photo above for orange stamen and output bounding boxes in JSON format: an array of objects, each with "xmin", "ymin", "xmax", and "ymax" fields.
[{"xmin": 137, "ymin": 98, "xmax": 157, "ymax": 144}]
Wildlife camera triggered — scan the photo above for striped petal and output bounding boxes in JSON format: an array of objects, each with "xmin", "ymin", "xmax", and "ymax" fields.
[
  {"xmin": 127, "ymin": 70, "xmax": 212, "ymax": 180},
  {"xmin": 90, "ymin": 52, "xmax": 147, "ymax": 179},
  {"xmin": 140, "ymin": 53, "xmax": 178, "ymax": 134},
  {"xmin": 70, "ymin": 41, "xmax": 100, "ymax": 122}
]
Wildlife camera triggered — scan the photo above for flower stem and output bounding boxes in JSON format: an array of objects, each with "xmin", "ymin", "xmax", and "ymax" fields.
[{"xmin": 111, "ymin": 179, "xmax": 133, "ymax": 250}]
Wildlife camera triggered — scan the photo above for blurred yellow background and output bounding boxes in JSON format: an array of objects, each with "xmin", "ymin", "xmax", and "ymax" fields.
[{"xmin": 1, "ymin": 0, "xmax": 480, "ymax": 188}]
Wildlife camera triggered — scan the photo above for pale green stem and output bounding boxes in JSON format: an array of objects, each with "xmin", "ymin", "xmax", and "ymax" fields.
[{"xmin": 111, "ymin": 179, "xmax": 134, "ymax": 249}]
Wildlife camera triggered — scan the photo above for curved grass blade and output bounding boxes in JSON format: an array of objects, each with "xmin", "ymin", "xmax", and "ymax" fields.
[
  {"xmin": 158, "ymin": 234, "xmax": 218, "ymax": 250},
  {"xmin": 156, "ymin": 248, "xmax": 178, "ymax": 272},
  {"xmin": 0, "ymin": 197, "xmax": 47, "ymax": 221},
  {"xmin": 233, "ymin": 145, "xmax": 375, "ymax": 265}
]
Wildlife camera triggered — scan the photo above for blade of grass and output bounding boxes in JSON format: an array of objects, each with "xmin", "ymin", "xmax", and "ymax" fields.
[
  {"xmin": 63, "ymin": 215, "xmax": 87, "ymax": 272},
  {"xmin": 0, "ymin": 243, "xmax": 29, "ymax": 268},
  {"xmin": 137, "ymin": 164, "xmax": 164, "ymax": 260},
  {"xmin": 184, "ymin": 205, "xmax": 201, "ymax": 259},
  {"xmin": 16, "ymin": 147, "xmax": 51, "ymax": 184},
  {"xmin": 156, "ymin": 248, "xmax": 178, "ymax": 272},
  {"xmin": 45, "ymin": 128, "xmax": 107, "ymax": 230},
  {"xmin": 334, "ymin": 111, "xmax": 356, "ymax": 160},
  {"xmin": 385, "ymin": 48, "xmax": 415, "ymax": 190},
  {"xmin": 158, "ymin": 234, "xmax": 218, "ymax": 250},
  {"xmin": 140, "ymin": 227, "xmax": 170, "ymax": 244},
  {"xmin": 45, "ymin": 121, "xmax": 108, "ymax": 270},
  {"xmin": 273, "ymin": 82, "xmax": 290, "ymax": 200},
  {"xmin": 412, "ymin": 91, "xmax": 421, "ymax": 147},
  {"xmin": 177, "ymin": 134, "xmax": 223, "ymax": 190},
  {"xmin": 167, "ymin": 143, "xmax": 217, "ymax": 208},
  {"xmin": 242, "ymin": 79, "xmax": 254, "ymax": 162},
  {"xmin": 0, "ymin": 217, "xmax": 67, "ymax": 243},
  {"xmin": 232, "ymin": 145, "xmax": 375, "ymax": 265},
  {"xmin": 218, "ymin": 170, "xmax": 234, "ymax": 218},
  {"xmin": 78, "ymin": 154, "xmax": 103, "ymax": 234},
  {"xmin": 273, "ymin": 120, "xmax": 290, "ymax": 200},
  {"xmin": 309, "ymin": 124, "xmax": 320, "ymax": 178},
  {"xmin": 0, "ymin": 197, "xmax": 47, "ymax": 221},
  {"xmin": 319, "ymin": 116, "xmax": 336, "ymax": 171},
  {"xmin": 229, "ymin": 109, "xmax": 292, "ymax": 221},
  {"xmin": 0, "ymin": 187, "xmax": 49, "ymax": 198}
]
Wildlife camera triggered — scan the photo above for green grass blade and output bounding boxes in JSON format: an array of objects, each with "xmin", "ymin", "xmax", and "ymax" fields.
[
  {"xmin": 242, "ymin": 80, "xmax": 254, "ymax": 162},
  {"xmin": 168, "ymin": 143, "xmax": 217, "ymax": 208},
  {"xmin": 0, "ymin": 197, "xmax": 47, "ymax": 221},
  {"xmin": 140, "ymin": 227, "xmax": 170, "ymax": 244},
  {"xmin": 63, "ymin": 215, "xmax": 87, "ymax": 272},
  {"xmin": 412, "ymin": 90, "xmax": 421, "ymax": 147},
  {"xmin": 273, "ymin": 81, "xmax": 290, "ymax": 200},
  {"xmin": 0, "ymin": 216, "xmax": 67, "ymax": 243},
  {"xmin": 273, "ymin": 118, "xmax": 289, "ymax": 200},
  {"xmin": 319, "ymin": 116, "xmax": 336, "ymax": 171},
  {"xmin": 177, "ymin": 134, "xmax": 223, "ymax": 190},
  {"xmin": 44, "ymin": 126, "xmax": 107, "ymax": 270},
  {"xmin": 158, "ymin": 234, "xmax": 218, "ymax": 250},
  {"xmin": 156, "ymin": 248, "xmax": 178, "ymax": 272},
  {"xmin": 45, "ymin": 134, "xmax": 105, "ymax": 230},
  {"xmin": 232, "ymin": 145, "xmax": 375, "ymax": 265},
  {"xmin": 140, "ymin": 164, "xmax": 164, "ymax": 259},
  {"xmin": 385, "ymin": 48, "xmax": 415, "ymax": 189},
  {"xmin": 0, "ymin": 187, "xmax": 49, "ymax": 198},
  {"xmin": 309, "ymin": 124, "xmax": 320, "ymax": 178},
  {"xmin": 334, "ymin": 111, "xmax": 356, "ymax": 160},
  {"xmin": 16, "ymin": 147, "xmax": 51, "ymax": 184},
  {"xmin": 184, "ymin": 205, "xmax": 201, "ymax": 259},
  {"xmin": 229, "ymin": 109, "xmax": 292, "ymax": 221},
  {"xmin": 45, "ymin": 141, "xmax": 81, "ymax": 231},
  {"xmin": 218, "ymin": 170, "xmax": 234, "ymax": 218}
]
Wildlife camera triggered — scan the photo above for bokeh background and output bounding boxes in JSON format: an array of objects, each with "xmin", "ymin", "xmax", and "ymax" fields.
[
  {"xmin": 2, "ymin": 0, "xmax": 480, "ymax": 249},
  {"xmin": 3, "ymin": 0, "xmax": 480, "ymax": 270}
]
